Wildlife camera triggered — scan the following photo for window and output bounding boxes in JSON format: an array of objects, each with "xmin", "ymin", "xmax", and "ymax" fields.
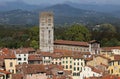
[
  {"xmin": 41, "ymin": 23, "xmax": 45, "ymax": 26},
  {"xmin": 12, "ymin": 70, "xmax": 14, "ymax": 73},
  {"xmin": 77, "ymin": 73, "xmax": 80, "ymax": 76},
  {"xmin": 48, "ymin": 40, "xmax": 51, "ymax": 44},
  {"xmin": 77, "ymin": 67, "xmax": 79, "ymax": 71},
  {"xmin": 24, "ymin": 58, "xmax": 26, "ymax": 61},
  {"xmin": 70, "ymin": 65, "xmax": 72, "ymax": 68},
  {"xmin": 81, "ymin": 67, "xmax": 82, "ymax": 71},
  {"xmin": 74, "ymin": 67, "xmax": 76, "ymax": 71},
  {"xmin": 48, "ymin": 24, "xmax": 51, "ymax": 26},
  {"xmin": 78, "ymin": 62, "xmax": 79, "ymax": 65},
  {"xmin": 59, "ymin": 62, "xmax": 61, "ymax": 65},
  {"xmin": 66, "ymin": 65, "xmax": 68, "ymax": 69},
  {"xmin": 73, "ymin": 73, "xmax": 76, "ymax": 76},
  {"xmin": 81, "ymin": 62, "xmax": 83, "ymax": 66},
  {"xmin": 111, "ymin": 69, "xmax": 113, "ymax": 74},
  {"xmin": 18, "ymin": 58, "xmax": 21, "ymax": 61},
  {"xmin": 66, "ymin": 61, "xmax": 68, "ymax": 63},
  {"xmin": 10, "ymin": 62, "xmax": 13, "ymax": 67},
  {"xmin": 48, "ymin": 19, "xmax": 51, "ymax": 23},
  {"xmin": 118, "ymin": 61, "xmax": 120, "ymax": 65},
  {"xmin": 49, "ymin": 30, "xmax": 51, "ymax": 34}
]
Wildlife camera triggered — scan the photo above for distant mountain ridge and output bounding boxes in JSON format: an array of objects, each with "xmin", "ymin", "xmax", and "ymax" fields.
[
  {"xmin": 0, "ymin": 4, "xmax": 120, "ymax": 25},
  {"xmin": 66, "ymin": 2, "xmax": 120, "ymax": 12},
  {"xmin": 0, "ymin": 1, "xmax": 49, "ymax": 11}
]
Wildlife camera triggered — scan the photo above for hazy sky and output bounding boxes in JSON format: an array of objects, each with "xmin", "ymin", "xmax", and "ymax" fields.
[{"xmin": 0, "ymin": 0, "xmax": 120, "ymax": 5}]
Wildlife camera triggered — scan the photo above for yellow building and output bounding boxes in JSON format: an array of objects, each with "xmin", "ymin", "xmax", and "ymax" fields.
[
  {"xmin": 108, "ymin": 55, "xmax": 120, "ymax": 76},
  {"xmin": 4, "ymin": 53, "xmax": 17, "ymax": 74}
]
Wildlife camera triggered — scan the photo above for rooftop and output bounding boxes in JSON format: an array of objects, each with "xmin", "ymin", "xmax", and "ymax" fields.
[{"xmin": 54, "ymin": 40, "xmax": 89, "ymax": 47}]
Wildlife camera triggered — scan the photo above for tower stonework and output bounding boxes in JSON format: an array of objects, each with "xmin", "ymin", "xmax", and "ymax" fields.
[{"xmin": 39, "ymin": 12, "xmax": 54, "ymax": 53}]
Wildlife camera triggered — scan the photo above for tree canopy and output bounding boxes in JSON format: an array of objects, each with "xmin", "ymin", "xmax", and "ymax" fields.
[
  {"xmin": 0, "ymin": 23, "xmax": 120, "ymax": 48},
  {"xmin": 64, "ymin": 24, "xmax": 91, "ymax": 41}
]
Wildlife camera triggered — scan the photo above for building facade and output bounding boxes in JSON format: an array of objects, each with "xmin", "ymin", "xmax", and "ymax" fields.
[
  {"xmin": 80, "ymin": 66, "xmax": 102, "ymax": 79},
  {"xmin": 108, "ymin": 55, "xmax": 120, "ymax": 76},
  {"xmin": 15, "ymin": 50, "xmax": 28, "ymax": 65}
]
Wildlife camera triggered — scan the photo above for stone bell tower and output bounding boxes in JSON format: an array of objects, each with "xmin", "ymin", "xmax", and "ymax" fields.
[{"xmin": 39, "ymin": 12, "xmax": 54, "ymax": 53}]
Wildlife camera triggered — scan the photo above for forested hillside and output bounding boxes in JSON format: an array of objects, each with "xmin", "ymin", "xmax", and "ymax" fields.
[
  {"xmin": 0, "ymin": 4, "xmax": 120, "ymax": 26},
  {"xmin": 0, "ymin": 23, "xmax": 120, "ymax": 49}
]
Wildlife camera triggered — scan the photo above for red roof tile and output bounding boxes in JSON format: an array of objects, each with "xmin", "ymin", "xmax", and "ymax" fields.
[
  {"xmin": 0, "ymin": 69, "xmax": 11, "ymax": 74},
  {"xmin": 54, "ymin": 40, "xmax": 89, "ymax": 47},
  {"xmin": 102, "ymin": 46, "xmax": 120, "ymax": 52},
  {"xmin": 12, "ymin": 74, "xmax": 23, "ymax": 79},
  {"xmin": 113, "ymin": 55, "xmax": 120, "ymax": 61},
  {"xmin": 28, "ymin": 54, "xmax": 42, "ymax": 61}
]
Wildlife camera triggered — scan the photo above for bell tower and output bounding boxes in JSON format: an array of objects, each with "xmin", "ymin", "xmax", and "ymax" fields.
[{"xmin": 39, "ymin": 12, "xmax": 54, "ymax": 53}]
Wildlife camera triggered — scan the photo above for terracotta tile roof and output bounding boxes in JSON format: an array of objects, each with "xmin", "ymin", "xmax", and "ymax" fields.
[
  {"xmin": 16, "ymin": 64, "xmax": 65, "ymax": 75},
  {"xmin": 54, "ymin": 49, "xmax": 84, "ymax": 58},
  {"xmin": 73, "ymin": 52, "xmax": 84, "ymax": 59},
  {"xmin": 113, "ymin": 55, "xmax": 120, "ymax": 61},
  {"xmin": 28, "ymin": 54, "xmax": 42, "ymax": 61},
  {"xmin": 0, "ymin": 48, "xmax": 16, "ymax": 67},
  {"xmin": 54, "ymin": 40, "xmax": 89, "ymax": 47},
  {"xmin": 52, "ymin": 53, "xmax": 62, "ymax": 58},
  {"xmin": 0, "ymin": 69, "xmax": 11, "ymax": 74},
  {"xmin": 12, "ymin": 74, "xmax": 23, "ymax": 79},
  {"xmin": 64, "ymin": 70, "xmax": 72, "ymax": 75},
  {"xmin": 54, "ymin": 49, "xmax": 73, "ymax": 53},
  {"xmin": 52, "ymin": 75, "xmax": 73, "ymax": 79},
  {"xmin": 85, "ymin": 75, "xmax": 120, "ymax": 79},
  {"xmin": 14, "ymin": 48, "xmax": 35, "ymax": 54},
  {"xmin": 37, "ymin": 49, "xmax": 84, "ymax": 59},
  {"xmin": 40, "ymin": 52, "xmax": 52, "ymax": 57},
  {"xmin": 101, "ymin": 75, "xmax": 120, "ymax": 79},
  {"xmin": 102, "ymin": 46, "xmax": 120, "ymax": 52},
  {"xmin": 82, "ymin": 52, "xmax": 91, "ymax": 55},
  {"xmin": 85, "ymin": 77, "xmax": 101, "ymax": 79},
  {"xmin": 0, "ymin": 48, "xmax": 16, "ymax": 59},
  {"xmin": 45, "ymin": 64, "xmax": 64, "ymax": 71},
  {"xmin": 4, "ymin": 53, "xmax": 16, "ymax": 59},
  {"xmin": 16, "ymin": 64, "xmax": 72, "ymax": 79},
  {"xmin": 16, "ymin": 64, "xmax": 46, "ymax": 74}
]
